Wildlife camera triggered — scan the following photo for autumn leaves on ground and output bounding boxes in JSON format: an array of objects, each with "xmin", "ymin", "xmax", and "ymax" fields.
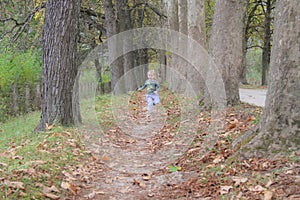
[{"xmin": 0, "ymin": 89, "xmax": 299, "ymax": 200}]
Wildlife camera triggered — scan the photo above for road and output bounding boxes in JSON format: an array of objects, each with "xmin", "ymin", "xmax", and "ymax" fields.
[{"xmin": 239, "ymin": 88, "xmax": 267, "ymax": 107}]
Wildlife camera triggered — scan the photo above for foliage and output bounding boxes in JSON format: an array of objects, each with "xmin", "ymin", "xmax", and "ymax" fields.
[
  {"xmin": 0, "ymin": 49, "xmax": 42, "ymax": 121},
  {"xmin": 246, "ymin": 48, "xmax": 262, "ymax": 85}
]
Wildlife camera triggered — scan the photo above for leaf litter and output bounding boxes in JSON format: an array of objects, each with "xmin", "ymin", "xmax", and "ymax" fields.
[{"xmin": 0, "ymin": 90, "xmax": 299, "ymax": 199}]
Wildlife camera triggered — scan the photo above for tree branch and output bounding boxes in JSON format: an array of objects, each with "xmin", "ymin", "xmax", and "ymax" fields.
[{"xmin": 0, "ymin": 3, "xmax": 45, "ymax": 42}]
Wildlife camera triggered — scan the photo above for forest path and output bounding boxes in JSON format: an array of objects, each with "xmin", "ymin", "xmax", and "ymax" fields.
[
  {"xmin": 73, "ymin": 88, "xmax": 266, "ymax": 199},
  {"xmin": 75, "ymin": 94, "xmax": 198, "ymax": 200}
]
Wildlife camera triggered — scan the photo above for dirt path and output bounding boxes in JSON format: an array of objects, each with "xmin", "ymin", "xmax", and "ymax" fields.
[{"xmin": 75, "ymin": 100, "xmax": 198, "ymax": 200}]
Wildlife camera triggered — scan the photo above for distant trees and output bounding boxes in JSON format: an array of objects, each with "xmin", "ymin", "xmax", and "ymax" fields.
[{"xmin": 241, "ymin": 0, "xmax": 276, "ymax": 85}]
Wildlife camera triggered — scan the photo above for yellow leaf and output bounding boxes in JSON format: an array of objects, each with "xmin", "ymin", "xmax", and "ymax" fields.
[{"xmin": 46, "ymin": 123, "xmax": 54, "ymax": 130}]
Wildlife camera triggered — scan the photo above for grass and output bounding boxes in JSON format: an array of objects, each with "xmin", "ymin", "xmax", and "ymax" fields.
[
  {"xmin": 0, "ymin": 112, "xmax": 40, "ymax": 150},
  {"xmin": 0, "ymin": 112, "xmax": 89, "ymax": 199}
]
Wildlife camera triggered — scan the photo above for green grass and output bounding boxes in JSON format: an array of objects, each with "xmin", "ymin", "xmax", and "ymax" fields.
[
  {"xmin": 0, "ymin": 112, "xmax": 88, "ymax": 199},
  {"xmin": 0, "ymin": 112, "xmax": 40, "ymax": 150}
]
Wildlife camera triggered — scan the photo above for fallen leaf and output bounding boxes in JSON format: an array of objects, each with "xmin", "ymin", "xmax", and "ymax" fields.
[
  {"xmin": 139, "ymin": 181, "xmax": 147, "ymax": 189},
  {"xmin": 264, "ymin": 190, "xmax": 273, "ymax": 200},
  {"xmin": 101, "ymin": 155, "xmax": 110, "ymax": 161},
  {"xmin": 87, "ymin": 191, "xmax": 95, "ymax": 199},
  {"xmin": 142, "ymin": 173, "xmax": 151, "ymax": 181},
  {"xmin": 148, "ymin": 193, "xmax": 155, "ymax": 197},
  {"xmin": 232, "ymin": 176, "xmax": 248, "ymax": 186},
  {"xmin": 132, "ymin": 179, "xmax": 146, "ymax": 189},
  {"xmin": 265, "ymin": 179, "xmax": 273, "ymax": 187},
  {"xmin": 168, "ymin": 166, "xmax": 182, "ymax": 172},
  {"xmin": 0, "ymin": 162, "xmax": 8, "ymax": 167},
  {"xmin": 43, "ymin": 185, "xmax": 60, "ymax": 194},
  {"xmin": 61, "ymin": 181, "xmax": 79, "ymax": 195},
  {"xmin": 4, "ymin": 180, "xmax": 25, "ymax": 190},
  {"xmin": 213, "ymin": 155, "xmax": 224, "ymax": 164},
  {"xmin": 220, "ymin": 186, "xmax": 233, "ymax": 195},
  {"xmin": 46, "ymin": 123, "xmax": 54, "ymax": 130},
  {"xmin": 44, "ymin": 192, "xmax": 60, "ymax": 200},
  {"xmin": 61, "ymin": 181, "xmax": 70, "ymax": 190},
  {"xmin": 249, "ymin": 185, "xmax": 266, "ymax": 192},
  {"xmin": 62, "ymin": 171, "xmax": 76, "ymax": 181}
]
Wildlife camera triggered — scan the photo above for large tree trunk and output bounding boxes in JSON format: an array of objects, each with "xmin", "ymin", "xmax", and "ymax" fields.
[
  {"xmin": 209, "ymin": 0, "xmax": 248, "ymax": 106},
  {"xmin": 119, "ymin": 0, "xmax": 137, "ymax": 91},
  {"xmin": 165, "ymin": 0, "xmax": 179, "ymax": 92},
  {"xmin": 35, "ymin": 0, "xmax": 81, "ymax": 131},
  {"xmin": 157, "ymin": 0, "xmax": 169, "ymax": 83},
  {"xmin": 176, "ymin": 0, "xmax": 188, "ymax": 93},
  {"xmin": 261, "ymin": 0, "xmax": 273, "ymax": 86},
  {"xmin": 104, "ymin": 0, "xmax": 124, "ymax": 93},
  {"xmin": 238, "ymin": 0, "xmax": 300, "ymax": 158},
  {"xmin": 239, "ymin": 1, "xmax": 250, "ymax": 85},
  {"xmin": 186, "ymin": 0, "xmax": 206, "ymax": 97},
  {"xmin": 133, "ymin": 0, "xmax": 148, "ymax": 85}
]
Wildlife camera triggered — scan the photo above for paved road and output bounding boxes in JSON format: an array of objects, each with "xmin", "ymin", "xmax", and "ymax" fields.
[{"xmin": 239, "ymin": 88, "xmax": 267, "ymax": 107}]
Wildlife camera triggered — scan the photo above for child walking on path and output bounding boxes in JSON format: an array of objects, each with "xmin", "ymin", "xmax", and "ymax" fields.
[{"xmin": 138, "ymin": 70, "xmax": 160, "ymax": 118}]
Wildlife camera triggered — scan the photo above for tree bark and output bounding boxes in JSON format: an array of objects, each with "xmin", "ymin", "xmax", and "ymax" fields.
[
  {"xmin": 119, "ymin": 0, "xmax": 137, "ymax": 91},
  {"xmin": 176, "ymin": 0, "xmax": 188, "ymax": 93},
  {"xmin": 209, "ymin": 0, "xmax": 248, "ymax": 106},
  {"xmin": 35, "ymin": 0, "xmax": 81, "ymax": 131},
  {"xmin": 239, "ymin": 0, "xmax": 300, "ymax": 158},
  {"xmin": 13, "ymin": 82, "xmax": 18, "ymax": 115},
  {"xmin": 186, "ymin": 0, "xmax": 206, "ymax": 97},
  {"xmin": 25, "ymin": 83, "xmax": 30, "ymax": 113},
  {"xmin": 165, "ymin": 0, "xmax": 179, "ymax": 92},
  {"xmin": 104, "ymin": 0, "xmax": 124, "ymax": 93},
  {"xmin": 157, "ymin": 0, "xmax": 168, "ymax": 83},
  {"xmin": 261, "ymin": 0, "xmax": 273, "ymax": 86},
  {"xmin": 239, "ymin": 1, "xmax": 250, "ymax": 85}
]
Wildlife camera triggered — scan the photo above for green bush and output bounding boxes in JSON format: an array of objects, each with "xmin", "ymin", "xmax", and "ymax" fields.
[{"xmin": 0, "ymin": 49, "xmax": 42, "ymax": 121}]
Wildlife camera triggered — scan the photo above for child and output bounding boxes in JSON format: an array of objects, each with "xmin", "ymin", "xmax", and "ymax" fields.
[{"xmin": 138, "ymin": 70, "xmax": 160, "ymax": 118}]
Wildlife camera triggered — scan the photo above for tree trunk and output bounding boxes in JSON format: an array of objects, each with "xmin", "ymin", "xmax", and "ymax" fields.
[
  {"xmin": 186, "ymin": 0, "xmax": 206, "ymax": 97},
  {"xmin": 133, "ymin": 0, "xmax": 148, "ymax": 86},
  {"xmin": 35, "ymin": 0, "xmax": 81, "ymax": 131},
  {"xmin": 170, "ymin": 0, "xmax": 188, "ymax": 93},
  {"xmin": 165, "ymin": 0, "xmax": 179, "ymax": 92},
  {"xmin": 13, "ymin": 82, "xmax": 18, "ymax": 115},
  {"xmin": 117, "ymin": 0, "xmax": 138, "ymax": 91},
  {"xmin": 104, "ymin": 0, "xmax": 124, "ymax": 93},
  {"xmin": 239, "ymin": 0, "xmax": 300, "ymax": 158},
  {"xmin": 35, "ymin": 83, "xmax": 41, "ymax": 109},
  {"xmin": 158, "ymin": 0, "xmax": 167, "ymax": 83},
  {"xmin": 261, "ymin": 0, "xmax": 273, "ymax": 86},
  {"xmin": 239, "ymin": 1, "xmax": 250, "ymax": 85},
  {"xmin": 25, "ymin": 83, "xmax": 30, "ymax": 113},
  {"xmin": 209, "ymin": 0, "xmax": 248, "ymax": 106}
]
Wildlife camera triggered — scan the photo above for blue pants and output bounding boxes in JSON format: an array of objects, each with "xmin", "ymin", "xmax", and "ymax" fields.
[{"xmin": 146, "ymin": 93, "xmax": 160, "ymax": 114}]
